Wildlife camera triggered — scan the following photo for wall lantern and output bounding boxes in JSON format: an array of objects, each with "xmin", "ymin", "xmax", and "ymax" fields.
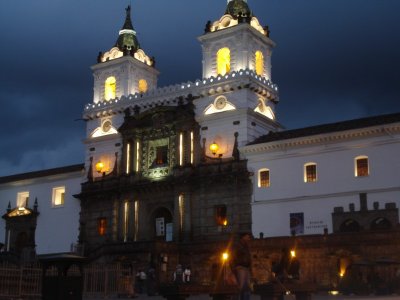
[
  {"xmin": 210, "ymin": 142, "xmax": 219, "ymax": 156},
  {"xmin": 95, "ymin": 161, "xmax": 105, "ymax": 173}
]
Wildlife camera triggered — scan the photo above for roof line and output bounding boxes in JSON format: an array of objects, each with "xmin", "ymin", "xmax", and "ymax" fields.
[{"xmin": 0, "ymin": 164, "xmax": 84, "ymax": 184}]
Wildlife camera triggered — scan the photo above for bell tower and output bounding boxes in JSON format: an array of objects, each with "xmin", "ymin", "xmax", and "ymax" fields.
[
  {"xmin": 195, "ymin": 0, "xmax": 281, "ymax": 158},
  {"xmin": 91, "ymin": 6, "xmax": 159, "ymax": 104},
  {"xmin": 84, "ymin": 6, "xmax": 159, "ymax": 179}
]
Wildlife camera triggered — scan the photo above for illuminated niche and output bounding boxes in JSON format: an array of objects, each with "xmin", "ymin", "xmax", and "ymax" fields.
[
  {"xmin": 254, "ymin": 99, "xmax": 275, "ymax": 120},
  {"xmin": 255, "ymin": 51, "xmax": 264, "ymax": 76},
  {"xmin": 91, "ymin": 119, "xmax": 118, "ymax": 138},
  {"xmin": 104, "ymin": 76, "xmax": 116, "ymax": 101},
  {"xmin": 217, "ymin": 48, "xmax": 231, "ymax": 76},
  {"xmin": 138, "ymin": 79, "xmax": 148, "ymax": 93}
]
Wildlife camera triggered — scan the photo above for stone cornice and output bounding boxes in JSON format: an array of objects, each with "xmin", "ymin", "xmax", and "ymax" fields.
[
  {"xmin": 83, "ymin": 69, "xmax": 278, "ymax": 120},
  {"xmin": 241, "ymin": 123, "xmax": 400, "ymax": 155}
]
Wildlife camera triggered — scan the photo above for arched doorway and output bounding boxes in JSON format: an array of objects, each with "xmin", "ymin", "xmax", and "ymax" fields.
[{"xmin": 152, "ymin": 207, "xmax": 173, "ymax": 241}]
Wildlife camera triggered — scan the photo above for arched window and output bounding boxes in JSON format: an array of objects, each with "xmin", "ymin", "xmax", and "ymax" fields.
[
  {"xmin": 217, "ymin": 47, "xmax": 231, "ymax": 76},
  {"xmin": 138, "ymin": 79, "xmax": 148, "ymax": 93},
  {"xmin": 104, "ymin": 76, "xmax": 116, "ymax": 100},
  {"xmin": 355, "ymin": 156, "xmax": 369, "ymax": 177},
  {"xmin": 255, "ymin": 51, "xmax": 264, "ymax": 76}
]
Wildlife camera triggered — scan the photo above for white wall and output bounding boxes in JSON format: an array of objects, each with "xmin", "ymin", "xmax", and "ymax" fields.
[
  {"xmin": 0, "ymin": 171, "xmax": 83, "ymax": 254},
  {"xmin": 243, "ymin": 128, "xmax": 400, "ymax": 237}
]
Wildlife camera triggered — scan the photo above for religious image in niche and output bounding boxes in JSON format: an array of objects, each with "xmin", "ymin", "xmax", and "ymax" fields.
[{"xmin": 290, "ymin": 212, "xmax": 304, "ymax": 235}]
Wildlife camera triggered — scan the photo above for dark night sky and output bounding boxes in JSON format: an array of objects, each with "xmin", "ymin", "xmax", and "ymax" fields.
[{"xmin": 1, "ymin": 0, "xmax": 400, "ymax": 176}]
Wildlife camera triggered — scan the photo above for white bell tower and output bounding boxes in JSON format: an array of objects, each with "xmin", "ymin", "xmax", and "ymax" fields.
[
  {"xmin": 194, "ymin": 0, "xmax": 282, "ymax": 158},
  {"xmin": 84, "ymin": 6, "xmax": 159, "ymax": 179}
]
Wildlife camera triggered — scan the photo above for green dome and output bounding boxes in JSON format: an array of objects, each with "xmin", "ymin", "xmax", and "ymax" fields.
[
  {"xmin": 225, "ymin": 0, "xmax": 252, "ymax": 19},
  {"xmin": 116, "ymin": 6, "xmax": 140, "ymax": 52}
]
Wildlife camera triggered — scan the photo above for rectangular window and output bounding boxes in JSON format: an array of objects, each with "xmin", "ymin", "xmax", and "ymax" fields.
[
  {"xmin": 179, "ymin": 194, "xmax": 184, "ymax": 232},
  {"xmin": 98, "ymin": 218, "xmax": 107, "ymax": 236},
  {"xmin": 123, "ymin": 202, "xmax": 129, "ymax": 242},
  {"xmin": 215, "ymin": 205, "xmax": 228, "ymax": 226},
  {"xmin": 17, "ymin": 192, "xmax": 29, "ymax": 208},
  {"xmin": 258, "ymin": 170, "xmax": 270, "ymax": 188},
  {"xmin": 356, "ymin": 157, "xmax": 369, "ymax": 177},
  {"xmin": 305, "ymin": 164, "xmax": 317, "ymax": 183},
  {"xmin": 52, "ymin": 187, "xmax": 65, "ymax": 207}
]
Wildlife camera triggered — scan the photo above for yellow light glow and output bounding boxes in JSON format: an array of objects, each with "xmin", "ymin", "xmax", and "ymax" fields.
[
  {"xmin": 255, "ymin": 51, "xmax": 264, "ymax": 76},
  {"xmin": 210, "ymin": 142, "xmax": 219, "ymax": 156},
  {"xmin": 222, "ymin": 252, "xmax": 229, "ymax": 262},
  {"xmin": 290, "ymin": 250, "xmax": 296, "ymax": 258},
  {"xmin": 339, "ymin": 272, "xmax": 345, "ymax": 278},
  {"xmin": 179, "ymin": 133, "xmax": 183, "ymax": 166},
  {"xmin": 104, "ymin": 76, "xmax": 116, "ymax": 101},
  {"xmin": 179, "ymin": 194, "xmax": 184, "ymax": 232},
  {"xmin": 217, "ymin": 48, "xmax": 231, "ymax": 76},
  {"xmin": 138, "ymin": 79, "xmax": 148, "ymax": 93},
  {"xmin": 135, "ymin": 141, "xmax": 140, "ymax": 172},
  {"xmin": 126, "ymin": 143, "xmax": 131, "ymax": 174},
  {"xmin": 329, "ymin": 291, "xmax": 340, "ymax": 296},
  {"xmin": 190, "ymin": 131, "xmax": 194, "ymax": 164},
  {"xmin": 223, "ymin": 220, "xmax": 228, "ymax": 226},
  {"xmin": 95, "ymin": 161, "xmax": 104, "ymax": 173}
]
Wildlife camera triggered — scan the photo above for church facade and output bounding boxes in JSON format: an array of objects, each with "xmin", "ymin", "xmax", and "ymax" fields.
[{"xmin": 1, "ymin": 0, "xmax": 400, "ymax": 279}]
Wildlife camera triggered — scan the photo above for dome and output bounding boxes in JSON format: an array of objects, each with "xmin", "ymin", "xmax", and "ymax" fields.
[
  {"xmin": 115, "ymin": 6, "xmax": 140, "ymax": 52},
  {"xmin": 225, "ymin": 0, "xmax": 252, "ymax": 19}
]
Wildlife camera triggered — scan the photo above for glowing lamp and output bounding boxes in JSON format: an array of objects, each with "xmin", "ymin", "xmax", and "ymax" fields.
[
  {"xmin": 210, "ymin": 142, "xmax": 219, "ymax": 156},
  {"xmin": 223, "ymin": 219, "xmax": 228, "ymax": 226},
  {"xmin": 95, "ymin": 161, "xmax": 105, "ymax": 173},
  {"xmin": 290, "ymin": 250, "xmax": 296, "ymax": 258},
  {"xmin": 222, "ymin": 252, "xmax": 229, "ymax": 262}
]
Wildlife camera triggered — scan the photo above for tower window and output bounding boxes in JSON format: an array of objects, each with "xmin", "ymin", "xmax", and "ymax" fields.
[
  {"xmin": 304, "ymin": 163, "xmax": 317, "ymax": 183},
  {"xmin": 104, "ymin": 76, "xmax": 116, "ymax": 100},
  {"xmin": 255, "ymin": 51, "xmax": 264, "ymax": 76},
  {"xmin": 258, "ymin": 169, "xmax": 270, "ymax": 188},
  {"xmin": 217, "ymin": 47, "xmax": 231, "ymax": 76},
  {"xmin": 355, "ymin": 156, "xmax": 369, "ymax": 177},
  {"xmin": 138, "ymin": 79, "xmax": 148, "ymax": 93}
]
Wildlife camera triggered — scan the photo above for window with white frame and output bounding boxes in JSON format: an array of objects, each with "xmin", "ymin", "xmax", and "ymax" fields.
[
  {"xmin": 355, "ymin": 156, "xmax": 369, "ymax": 177},
  {"xmin": 258, "ymin": 169, "xmax": 270, "ymax": 188},
  {"xmin": 52, "ymin": 187, "xmax": 65, "ymax": 207},
  {"xmin": 304, "ymin": 163, "xmax": 317, "ymax": 183},
  {"xmin": 17, "ymin": 192, "xmax": 29, "ymax": 208}
]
